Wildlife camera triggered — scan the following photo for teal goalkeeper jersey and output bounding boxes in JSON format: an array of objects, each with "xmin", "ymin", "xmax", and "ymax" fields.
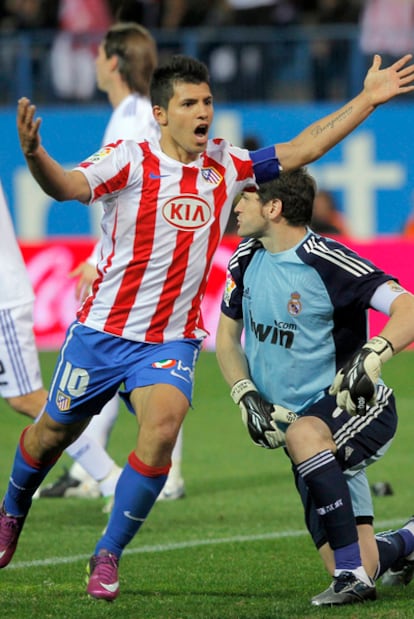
[{"xmin": 221, "ymin": 230, "xmax": 395, "ymax": 413}]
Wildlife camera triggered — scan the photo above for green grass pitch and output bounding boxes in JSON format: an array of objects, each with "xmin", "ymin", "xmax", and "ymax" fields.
[{"xmin": 0, "ymin": 350, "xmax": 414, "ymax": 618}]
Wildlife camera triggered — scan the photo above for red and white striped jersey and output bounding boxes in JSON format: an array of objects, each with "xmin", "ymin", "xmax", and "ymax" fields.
[{"xmin": 75, "ymin": 137, "xmax": 257, "ymax": 343}]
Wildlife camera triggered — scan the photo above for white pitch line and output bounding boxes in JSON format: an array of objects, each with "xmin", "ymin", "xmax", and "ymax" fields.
[{"xmin": 6, "ymin": 517, "xmax": 404, "ymax": 571}]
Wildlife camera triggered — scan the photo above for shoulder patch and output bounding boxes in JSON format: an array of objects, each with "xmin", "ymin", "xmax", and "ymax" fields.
[
  {"xmin": 223, "ymin": 272, "xmax": 236, "ymax": 307},
  {"xmin": 84, "ymin": 146, "xmax": 115, "ymax": 164}
]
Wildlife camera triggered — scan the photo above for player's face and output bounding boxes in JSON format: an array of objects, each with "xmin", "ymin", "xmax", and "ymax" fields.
[
  {"xmin": 156, "ymin": 81, "xmax": 213, "ymax": 163},
  {"xmin": 234, "ymin": 190, "xmax": 270, "ymax": 238}
]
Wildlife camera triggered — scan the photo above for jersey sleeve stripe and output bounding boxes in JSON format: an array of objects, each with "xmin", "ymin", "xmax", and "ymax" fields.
[
  {"xmin": 303, "ymin": 237, "xmax": 375, "ymax": 277},
  {"xmin": 93, "ymin": 163, "xmax": 131, "ymax": 200}
]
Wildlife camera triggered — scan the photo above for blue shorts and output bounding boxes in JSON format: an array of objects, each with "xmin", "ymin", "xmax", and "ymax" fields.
[
  {"xmin": 305, "ymin": 385, "xmax": 397, "ymax": 472},
  {"xmin": 289, "ymin": 385, "xmax": 397, "ymax": 548},
  {"xmin": 46, "ymin": 322, "xmax": 202, "ymax": 424}
]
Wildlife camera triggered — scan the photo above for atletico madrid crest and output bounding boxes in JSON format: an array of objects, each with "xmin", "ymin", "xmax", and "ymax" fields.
[
  {"xmin": 201, "ymin": 167, "xmax": 222, "ymax": 185},
  {"xmin": 56, "ymin": 390, "xmax": 71, "ymax": 411}
]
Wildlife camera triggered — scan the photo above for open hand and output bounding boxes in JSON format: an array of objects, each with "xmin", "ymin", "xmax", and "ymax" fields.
[
  {"xmin": 364, "ymin": 54, "xmax": 414, "ymax": 106},
  {"xmin": 17, "ymin": 97, "xmax": 42, "ymax": 157}
]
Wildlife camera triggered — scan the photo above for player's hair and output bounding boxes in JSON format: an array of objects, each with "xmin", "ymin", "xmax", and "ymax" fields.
[
  {"xmin": 103, "ymin": 22, "xmax": 157, "ymax": 96},
  {"xmin": 257, "ymin": 167, "xmax": 316, "ymax": 226},
  {"xmin": 150, "ymin": 54, "xmax": 210, "ymax": 108}
]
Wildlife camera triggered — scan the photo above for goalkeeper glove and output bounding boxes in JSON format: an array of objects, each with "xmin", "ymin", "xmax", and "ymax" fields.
[
  {"xmin": 329, "ymin": 335, "xmax": 394, "ymax": 416},
  {"xmin": 230, "ymin": 379, "xmax": 297, "ymax": 449}
]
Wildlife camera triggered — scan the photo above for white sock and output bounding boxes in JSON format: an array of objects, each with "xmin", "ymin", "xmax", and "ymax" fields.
[
  {"xmin": 99, "ymin": 464, "xmax": 122, "ymax": 497},
  {"xmin": 66, "ymin": 398, "xmax": 120, "ymax": 482},
  {"xmin": 65, "ymin": 432, "xmax": 114, "ymax": 481},
  {"xmin": 354, "ymin": 566, "xmax": 373, "ymax": 585},
  {"xmin": 69, "ymin": 461, "xmax": 94, "ymax": 483}
]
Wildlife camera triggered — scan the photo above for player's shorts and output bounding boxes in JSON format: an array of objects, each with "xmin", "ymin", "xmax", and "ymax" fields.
[
  {"xmin": 46, "ymin": 321, "xmax": 202, "ymax": 424},
  {"xmin": 0, "ymin": 303, "xmax": 43, "ymax": 398},
  {"xmin": 304, "ymin": 385, "xmax": 397, "ymax": 472},
  {"xmin": 289, "ymin": 385, "xmax": 397, "ymax": 548}
]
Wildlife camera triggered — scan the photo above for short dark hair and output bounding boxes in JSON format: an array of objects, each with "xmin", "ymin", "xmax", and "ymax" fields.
[
  {"xmin": 150, "ymin": 54, "xmax": 210, "ymax": 108},
  {"xmin": 103, "ymin": 22, "xmax": 157, "ymax": 96},
  {"xmin": 257, "ymin": 168, "xmax": 316, "ymax": 226}
]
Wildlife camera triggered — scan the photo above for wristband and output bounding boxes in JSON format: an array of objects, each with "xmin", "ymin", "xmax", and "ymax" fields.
[
  {"xmin": 363, "ymin": 336, "xmax": 394, "ymax": 362},
  {"xmin": 230, "ymin": 379, "xmax": 257, "ymax": 404}
]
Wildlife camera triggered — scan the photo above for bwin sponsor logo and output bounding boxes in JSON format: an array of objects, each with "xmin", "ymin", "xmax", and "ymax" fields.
[{"xmin": 249, "ymin": 312, "xmax": 295, "ymax": 348}]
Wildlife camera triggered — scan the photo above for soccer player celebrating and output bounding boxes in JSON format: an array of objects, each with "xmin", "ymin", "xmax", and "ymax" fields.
[
  {"xmin": 1, "ymin": 52, "xmax": 414, "ymax": 601},
  {"xmin": 37, "ymin": 22, "xmax": 186, "ymax": 504}
]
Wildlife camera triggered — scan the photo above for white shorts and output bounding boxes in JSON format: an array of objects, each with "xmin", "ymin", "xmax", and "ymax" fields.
[{"xmin": 0, "ymin": 303, "xmax": 43, "ymax": 398}]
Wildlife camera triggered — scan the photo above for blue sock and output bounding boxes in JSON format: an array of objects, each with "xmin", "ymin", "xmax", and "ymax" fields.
[
  {"xmin": 96, "ymin": 453, "xmax": 169, "ymax": 557},
  {"xmin": 374, "ymin": 526, "xmax": 414, "ymax": 578},
  {"xmin": 375, "ymin": 531, "xmax": 404, "ymax": 578},
  {"xmin": 334, "ymin": 541, "xmax": 362, "ymax": 572},
  {"xmin": 398, "ymin": 527, "xmax": 414, "ymax": 556},
  {"xmin": 5, "ymin": 427, "xmax": 60, "ymax": 516}
]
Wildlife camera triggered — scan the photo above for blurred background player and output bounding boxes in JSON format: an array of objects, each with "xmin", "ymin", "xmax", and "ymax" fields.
[
  {"xmin": 37, "ymin": 21, "xmax": 185, "ymax": 503},
  {"xmin": 0, "ymin": 178, "xmax": 47, "ymax": 420}
]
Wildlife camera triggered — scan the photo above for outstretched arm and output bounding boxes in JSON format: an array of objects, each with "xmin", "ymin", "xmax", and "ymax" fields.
[
  {"xmin": 17, "ymin": 97, "xmax": 91, "ymax": 203},
  {"xmin": 276, "ymin": 54, "xmax": 414, "ymax": 171}
]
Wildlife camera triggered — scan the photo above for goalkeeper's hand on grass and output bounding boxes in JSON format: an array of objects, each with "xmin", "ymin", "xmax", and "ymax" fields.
[
  {"xmin": 329, "ymin": 336, "xmax": 394, "ymax": 416},
  {"xmin": 230, "ymin": 379, "xmax": 297, "ymax": 449}
]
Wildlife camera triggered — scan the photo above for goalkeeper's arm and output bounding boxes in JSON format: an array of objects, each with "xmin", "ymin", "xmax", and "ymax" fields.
[
  {"xmin": 216, "ymin": 313, "xmax": 296, "ymax": 448},
  {"xmin": 330, "ymin": 291, "xmax": 414, "ymax": 415},
  {"xmin": 329, "ymin": 336, "xmax": 393, "ymax": 416}
]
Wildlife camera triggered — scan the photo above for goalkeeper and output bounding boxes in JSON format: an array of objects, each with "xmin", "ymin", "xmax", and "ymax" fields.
[{"xmin": 216, "ymin": 167, "xmax": 414, "ymax": 607}]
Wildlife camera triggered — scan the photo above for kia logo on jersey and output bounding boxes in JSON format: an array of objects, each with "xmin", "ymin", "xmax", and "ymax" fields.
[{"xmin": 162, "ymin": 194, "xmax": 212, "ymax": 231}]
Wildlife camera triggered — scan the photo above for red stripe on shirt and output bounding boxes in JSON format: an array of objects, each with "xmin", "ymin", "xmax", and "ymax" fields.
[
  {"xmin": 229, "ymin": 152, "xmax": 254, "ymax": 182},
  {"xmin": 93, "ymin": 162, "xmax": 131, "ymax": 200},
  {"xmin": 183, "ymin": 153, "xmax": 228, "ymax": 337},
  {"xmin": 103, "ymin": 144, "xmax": 159, "ymax": 334},
  {"xmin": 145, "ymin": 166, "xmax": 199, "ymax": 341}
]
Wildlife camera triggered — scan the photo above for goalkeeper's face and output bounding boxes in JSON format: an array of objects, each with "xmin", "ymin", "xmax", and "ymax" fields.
[{"xmin": 234, "ymin": 190, "xmax": 270, "ymax": 238}]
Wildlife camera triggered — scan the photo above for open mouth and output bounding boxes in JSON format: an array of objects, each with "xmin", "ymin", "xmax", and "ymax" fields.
[{"xmin": 194, "ymin": 124, "xmax": 208, "ymax": 139}]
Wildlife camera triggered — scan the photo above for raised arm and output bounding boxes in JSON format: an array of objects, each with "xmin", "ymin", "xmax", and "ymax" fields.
[
  {"xmin": 276, "ymin": 54, "xmax": 414, "ymax": 172},
  {"xmin": 17, "ymin": 97, "xmax": 91, "ymax": 203}
]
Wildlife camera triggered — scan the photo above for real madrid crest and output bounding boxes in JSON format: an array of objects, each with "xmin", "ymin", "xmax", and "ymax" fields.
[{"xmin": 287, "ymin": 292, "xmax": 302, "ymax": 316}]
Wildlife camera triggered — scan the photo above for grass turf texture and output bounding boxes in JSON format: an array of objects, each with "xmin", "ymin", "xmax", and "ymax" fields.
[{"xmin": 0, "ymin": 350, "xmax": 414, "ymax": 618}]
